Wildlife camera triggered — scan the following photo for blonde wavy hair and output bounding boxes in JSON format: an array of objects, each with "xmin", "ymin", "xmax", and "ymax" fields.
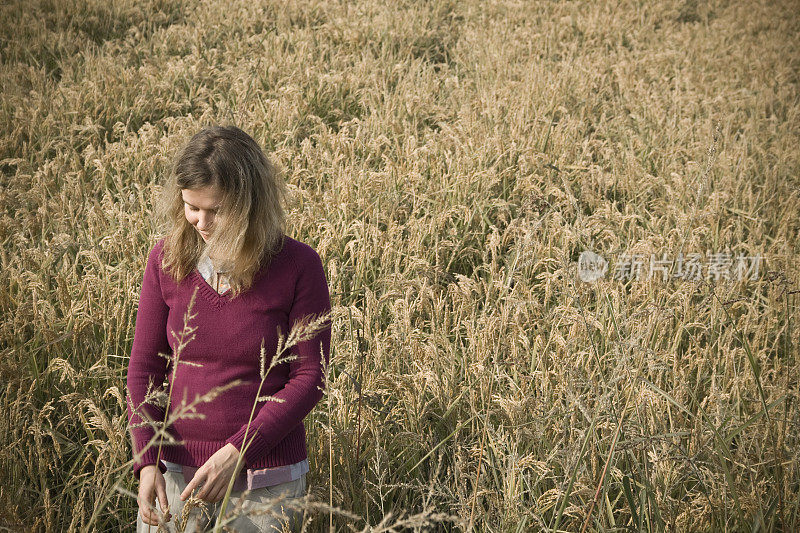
[{"xmin": 155, "ymin": 125, "xmax": 288, "ymax": 298}]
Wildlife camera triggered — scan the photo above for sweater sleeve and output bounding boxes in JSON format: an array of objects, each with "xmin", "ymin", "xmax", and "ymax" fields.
[
  {"xmin": 225, "ymin": 245, "xmax": 331, "ymax": 467},
  {"xmin": 126, "ymin": 240, "xmax": 171, "ymax": 480}
]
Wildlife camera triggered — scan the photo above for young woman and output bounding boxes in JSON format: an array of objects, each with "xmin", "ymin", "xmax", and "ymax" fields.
[{"xmin": 126, "ymin": 126, "xmax": 331, "ymax": 532}]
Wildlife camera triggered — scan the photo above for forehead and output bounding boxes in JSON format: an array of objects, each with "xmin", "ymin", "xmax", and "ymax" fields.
[{"xmin": 181, "ymin": 186, "xmax": 223, "ymax": 208}]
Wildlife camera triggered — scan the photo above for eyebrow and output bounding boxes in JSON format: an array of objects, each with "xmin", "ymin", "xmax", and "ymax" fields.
[{"xmin": 183, "ymin": 200, "xmax": 221, "ymax": 210}]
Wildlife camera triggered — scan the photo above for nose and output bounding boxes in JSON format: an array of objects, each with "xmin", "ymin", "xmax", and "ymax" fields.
[{"xmin": 196, "ymin": 212, "xmax": 214, "ymax": 231}]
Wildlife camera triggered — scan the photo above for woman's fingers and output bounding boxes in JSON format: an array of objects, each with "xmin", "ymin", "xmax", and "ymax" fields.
[
  {"xmin": 180, "ymin": 476, "xmax": 198, "ymax": 501},
  {"xmin": 139, "ymin": 493, "xmax": 168, "ymax": 525},
  {"xmin": 208, "ymin": 477, "xmax": 233, "ymax": 503},
  {"xmin": 190, "ymin": 474, "xmax": 227, "ymax": 503},
  {"xmin": 201, "ymin": 477, "xmax": 227, "ymax": 503},
  {"xmin": 196, "ymin": 482, "xmax": 210, "ymax": 501},
  {"xmin": 138, "ymin": 466, "xmax": 165, "ymax": 525},
  {"xmin": 181, "ymin": 470, "xmax": 236, "ymax": 503},
  {"xmin": 209, "ymin": 483, "xmax": 227, "ymax": 504},
  {"xmin": 139, "ymin": 495, "xmax": 159, "ymax": 525},
  {"xmin": 177, "ymin": 444, "xmax": 243, "ymax": 504},
  {"xmin": 156, "ymin": 475, "xmax": 171, "ymax": 522},
  {"xmin": 182, "ymin": 470, "xmax": 214, "ymax": 502}
]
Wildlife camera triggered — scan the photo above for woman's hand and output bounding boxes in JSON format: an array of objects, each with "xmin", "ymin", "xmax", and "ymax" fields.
[
  {"xmin": 138, "ymin": 464, "xmax": 171, "ymax": 525},
  {"xmin": 180, "ymin": 443, "xmax": 243, "ymax": 504}
]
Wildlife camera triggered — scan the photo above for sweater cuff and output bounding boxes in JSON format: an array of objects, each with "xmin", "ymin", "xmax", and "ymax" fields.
[
  {"xmin": 133, "ymin": 447, "xmax": 167, "ymax": 480},
  {"xmin": 225, "ymin": 426, "xmax": 270, "ymax": 468}
]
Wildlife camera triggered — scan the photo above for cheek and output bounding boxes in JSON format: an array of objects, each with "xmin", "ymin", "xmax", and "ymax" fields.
[{"xmin": 184, "ymin": 207, "xmax": 196, "ymax": 224}]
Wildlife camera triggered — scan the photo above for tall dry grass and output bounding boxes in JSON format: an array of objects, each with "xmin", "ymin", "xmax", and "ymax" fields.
[{"xmin": 1, "ymin": 0, "xmax": 799, "ymax": 530}]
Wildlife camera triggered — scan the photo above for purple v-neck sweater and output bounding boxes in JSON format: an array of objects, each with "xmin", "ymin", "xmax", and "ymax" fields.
[{"xmin": 126, "ymin": 235, "xmax": 331, "ymax": 480}]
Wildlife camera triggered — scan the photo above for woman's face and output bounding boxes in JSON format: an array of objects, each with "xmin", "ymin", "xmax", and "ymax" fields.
[{"xmin": 182, "ymin": 185, "xmax": 224, "ymax": 242}]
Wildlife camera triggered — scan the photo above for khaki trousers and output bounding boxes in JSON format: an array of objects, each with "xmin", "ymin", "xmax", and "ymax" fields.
[{"xmin": 136, "ymin": 470, "xmax": 306, "ymax": 532}]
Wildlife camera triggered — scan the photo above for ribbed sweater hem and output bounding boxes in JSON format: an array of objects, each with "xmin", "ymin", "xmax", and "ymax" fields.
[{"xmin": 135, "ymin": 424, "xmax": 308, "ymax": 476}]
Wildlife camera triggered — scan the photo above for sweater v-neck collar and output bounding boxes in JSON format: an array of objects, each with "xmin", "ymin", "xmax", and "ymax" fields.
[
  {"xmin": 191, "ymin": 259, "xmax": 271, "ymax": 309},
  {"xmin": 189, "ymin": 237, "xmax": 286, "ymax": 308},
  {"xmin": 192, "ymin": 267, "xmax": 233, "ymax": 307}
]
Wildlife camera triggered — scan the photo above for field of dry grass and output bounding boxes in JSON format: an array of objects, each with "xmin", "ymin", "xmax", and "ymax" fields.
[{"xmin": 1, "ymin": 0, "xmax": 799, "ymax": 530}]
